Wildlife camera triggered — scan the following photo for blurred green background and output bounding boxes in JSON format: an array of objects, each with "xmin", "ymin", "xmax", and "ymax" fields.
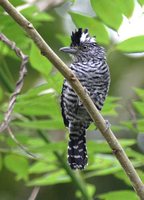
[{"xmin": 0, "ymin": 0, "xmax": 144, "ymax": 199}]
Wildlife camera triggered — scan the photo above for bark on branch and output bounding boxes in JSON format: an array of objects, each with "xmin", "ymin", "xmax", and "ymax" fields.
[{"xmin": 0, "ymin": 0, "xmax": 144, "ymax": 199}]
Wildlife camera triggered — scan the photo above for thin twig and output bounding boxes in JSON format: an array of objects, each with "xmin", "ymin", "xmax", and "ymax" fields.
[
  {"xmin": 28, "ymin": 187, "xmax": 40, "ymax": 200},
  {"xmin": 0, "ymin": 0, "xmax": 144, "ymax": 199},
  {"xmin": 0, "ymin": 33, "xmax": 28, "ymax": 132},
  {"xmin": 7, "ymin": 126, "xmax": 37, "ymax": 159}
]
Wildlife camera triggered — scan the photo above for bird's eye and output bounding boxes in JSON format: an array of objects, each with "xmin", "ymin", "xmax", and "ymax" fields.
[{"xmin": 82, "ymin": 46, "xmax": 88, "ymax": 50}]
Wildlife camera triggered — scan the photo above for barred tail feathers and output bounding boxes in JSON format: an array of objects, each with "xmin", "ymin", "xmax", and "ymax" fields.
[{"xmin": 68, "ymin": 123, "xmax": 88, "ymax": 170}]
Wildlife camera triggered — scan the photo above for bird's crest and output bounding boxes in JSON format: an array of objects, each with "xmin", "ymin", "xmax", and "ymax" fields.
[{"xmin": 71, "ymin": 28, "xmax": 95, "ymax": 47}]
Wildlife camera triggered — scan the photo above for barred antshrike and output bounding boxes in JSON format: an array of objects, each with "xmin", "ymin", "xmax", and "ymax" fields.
[{"xmin": 60, "ymin": 28, "xmax": 110, "ymax": 170}]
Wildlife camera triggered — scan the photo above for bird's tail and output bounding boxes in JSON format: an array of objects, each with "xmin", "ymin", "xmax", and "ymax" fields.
[{"xmin": 68, "ymin": 123, "xmax": 88, "ymax": 170}]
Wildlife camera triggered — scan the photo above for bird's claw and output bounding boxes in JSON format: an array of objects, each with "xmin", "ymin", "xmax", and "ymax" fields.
[{"xmin": 104, "ymin": 120, "xmax": 111, "ymax": 133}]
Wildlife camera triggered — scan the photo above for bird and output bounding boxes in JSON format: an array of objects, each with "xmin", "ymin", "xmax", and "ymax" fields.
[{"xmin": 60, "ymin": 28, "xmax": 110, "ymax": 170}]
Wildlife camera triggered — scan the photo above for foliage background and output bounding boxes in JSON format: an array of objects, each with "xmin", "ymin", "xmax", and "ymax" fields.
[{"xmin": 0, "ymin": 0, "xmax": 144, "ymax": 199}]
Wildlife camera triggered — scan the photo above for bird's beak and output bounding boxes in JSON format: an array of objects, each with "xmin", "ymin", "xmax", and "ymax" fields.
[{"xmin": 59, "ymin": 46, "xmax": 77, "ymax": 54}]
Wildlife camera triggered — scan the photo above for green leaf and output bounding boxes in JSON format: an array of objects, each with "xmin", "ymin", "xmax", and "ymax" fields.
[
  {"xmin": 126, "ymin": 148, "xmax": 144, "ymax": 161},
  {"xmin": 134, "ymin": 88, "xmax": 144, "ymax": 101},
  {"xmin": 133, "ymin": 102, "xmax": 144, "ymax": 116},
  {"xmin": 98, "ymin": 190, "xmax": 138, "ymax": 200},
  {"xmin": 85, "ymin": 165, "xmax": 121, "ymax": 178},
  {"xmin": 90, "ymin": 0, "xmax": 123, "ymax": 30},
  {"xmin": 14, "ymin": 93, "xmax": 61, "ymax": 117},
  {"xmin": 115, "ymin": 170, "xmax": 144, "ymax": 187},
  {"xmin": 0, "ymin": 16, "xmax": 30, "ymax": 49},
  {"xmin": 114, "ymin": 171, "xmax": 131, "ymax": 186},
  {"xmin": 27, "ymin": 138, "xmax": 46, "ymax": 148},
  {"xmin": 70, "ymin": 12, "xmax": 109, "ymax": 45},
  {"xmin": 111, "ymin": 125, "xmax": 125, "ymax": 132},
  {"xmin": 115, "ymin": 0, "xmax": 134, "ymax": 18},
  {"xmin": 119, "ymin": 139, "xmax": 136, "ymax": 147},
  {"xmin": 57, "ymin": 34, "xmax": 70, "ymax": 47},
  {"xmin": 21, "ymin": 5, "xmax": 53, "ymax": 21},
  {"xmin": 6, "ymin": 132, "xmax": 31, "ymax": 148},
  {"xmin": 88, "ymin": 141, "xmax": 111, "ymax": 154},
  {"xmin": 13, "ymin": 119, "xmax": 64, "ymax": 130},
  {"xmin": 116, "ymin": 36, "xmax": 144, "ymax": 53},
  {"xmin": 85, "ymin": 154, "xmax": 121, "ymax": 176},
  {"xmin": 137, "ymin": 119, "xmax": 144, "ymax": 132},
  {"xmin": 134, "ymin": 170, "xmax": 144, "ymax": 184},
  {"xmin": 76, "ymin": 184, "xmax": 95, "ymax": 199},
  {"xmin": 87, "ymin": 184, "xmax": 96, "ymax": 198},
  {"xmin": 28, "ymin": 141, "xmax": 66, "ymax": 155},
  {"xmin": 88, "ymin": 139, "xmax": 135, "ymax": 155},
  {"xmin": 20, "ymin": 5, "xmax": 38, "ymax": 17},
  {"xmin": 29, "ymin": 161, "xmax": 57, "ymax": 174},
  {"xmin": 30, "ymin": 42, "xmax": 52, "ymax": 76},
  {"xmin": 138, "ymin": 0, "xmax": 144, "ymax": 6},
  {"xmin": 20, "ymin": 5, "xmax": 53, "ymax": 28},
  {"xmin": 10, "ymin": 0, "xmax": 24, "ymax": 6},
  {"xmin": 32, "ymin": 13, "xmax": 54, "ymax": 22},
  {"xmin": 4, "ymin": 154, "xmax": 29, "ymax": 181},
  {"xmin": 29, "ymin": 147, "xmax": 57, "ymax": 162},
  {"xmin": 17, "ymin": 83, "xmax": 50, "ymax": 100},
  {"xmin": 102, "ymin": 96, "xmax": 120, "ymax": 116},
  {"xmin": 121, "ymin": 120, "xmax": 136, "ymax": 132},
  {"xmin": 27, "ymin": 170, "xmax": 70, "ymax": 186},
  {"xmin": 46, "ymin": 72, "xmax": 64, "ymax": 94},
  {"xmin": 0, "ymin": 43, "xmax": 9, "ymax": 56}
]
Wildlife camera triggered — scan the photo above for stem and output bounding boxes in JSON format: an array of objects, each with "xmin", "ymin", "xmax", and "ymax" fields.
[
  {"xmin": 28, "ymin": 187, "xmax": 40, "ymax": 200},
  {"xmin": 37, "ymin": 130, "xmax": 91, "ymax": 200},
  {"xmin": 0, "ymin": 0, "xmax": 144, "ymax": 199}
]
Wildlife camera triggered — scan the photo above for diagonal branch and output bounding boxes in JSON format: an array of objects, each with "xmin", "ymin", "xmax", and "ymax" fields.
[
  {"xmin": 0, "ymin": 0, "xmax": 144, "ymax": 199},
  {"xmin": 0, "ymin": 33, "xmax": 28, "ymax": 132}
]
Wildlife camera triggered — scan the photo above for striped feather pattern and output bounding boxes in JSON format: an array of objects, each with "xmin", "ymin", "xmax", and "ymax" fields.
[{"xmin": 61, "ymin": 29, "xmax": 110, "ymax": 170}]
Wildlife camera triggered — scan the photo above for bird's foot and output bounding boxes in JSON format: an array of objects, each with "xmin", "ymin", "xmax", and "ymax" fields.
[
  {"xmin": 104, "ymin": 120, "xmax": 111, "ymax": 133},
  {"xmin": 84, "ymin": 87, "xmax": 90, "ymax": 96},
  {"xmin": 78, "ymin": 87, "xmax": 90, "ymax": 106}
]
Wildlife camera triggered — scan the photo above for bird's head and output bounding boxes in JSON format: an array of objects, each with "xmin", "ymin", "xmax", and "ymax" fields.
[{"xmin": 60, "ymin": 28, "xmax": 105, "ymax": 61}]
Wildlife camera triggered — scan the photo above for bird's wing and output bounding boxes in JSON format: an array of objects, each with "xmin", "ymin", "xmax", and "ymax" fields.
[{"xmin": 61, "ymin": 80, "xmax": 69, "ymax": 127}]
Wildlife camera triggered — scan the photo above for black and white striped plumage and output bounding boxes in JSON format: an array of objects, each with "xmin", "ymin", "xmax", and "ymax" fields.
[{"xmin": 60, "ymin": 28, "xmax": 110, "ymax": 170}]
